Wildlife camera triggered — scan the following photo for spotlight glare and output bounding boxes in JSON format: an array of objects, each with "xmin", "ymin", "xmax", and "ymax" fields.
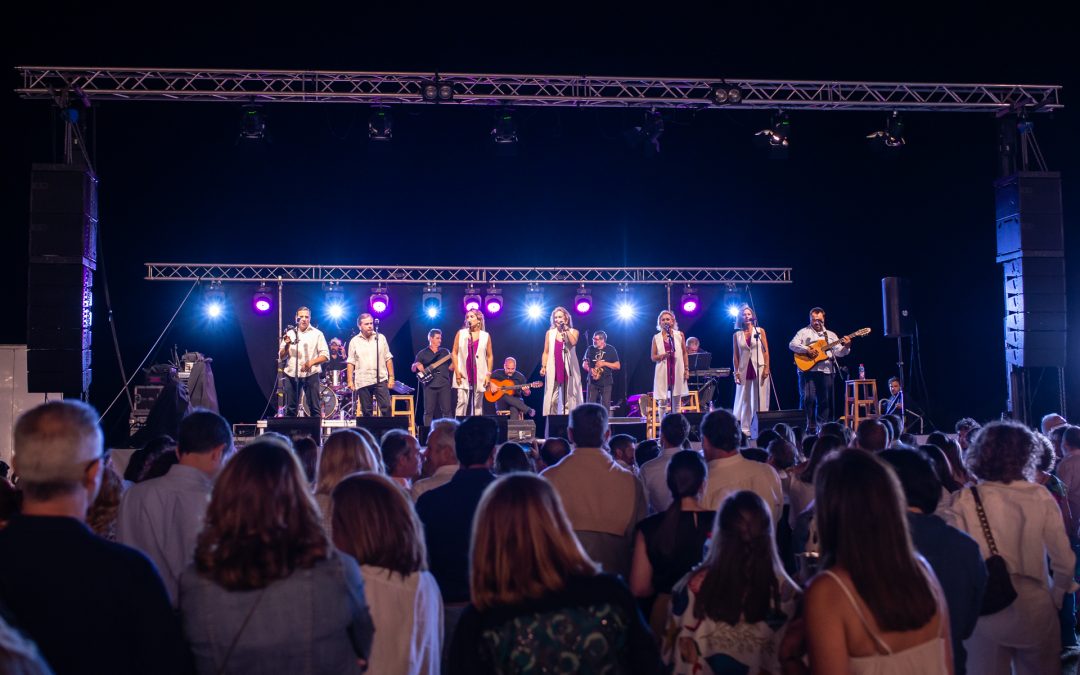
[
  {"xmin": 327, "ymin": 303, "xmax": 345, "ymax": 320},
  {"xmin": 616, "ymin": 301, "xmax": 636, "ymax": 321},
  {"xmin": 421, "ymin": 284, "xmax": 442, "ymax": 319},
  {"xmin": 425, "ymin": 305, "xmax": 439, "ymax": 319},
  {"xmin": 204, "ymin": 280, "xmax": 227, "ymax": 319},
  {"xmin": 526, "ymin": 303, "xmax": 544, "ymax": 320},
  {"xmin": 727, "ymin": 304, "xmax": 741, "ymax": 318},
  {"xmin": 206, "ymin": 302, "xmax": 223, "ymax": 319}
]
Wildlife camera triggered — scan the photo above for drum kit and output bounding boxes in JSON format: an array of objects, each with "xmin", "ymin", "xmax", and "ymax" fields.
[{"xmin": 297, "ymin": 366, "xmax": 415, "ymax": 419}]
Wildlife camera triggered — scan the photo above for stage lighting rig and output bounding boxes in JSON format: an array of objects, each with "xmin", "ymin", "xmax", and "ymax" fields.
[
  {"xmin": 615, "ymin": 284, "xmax": 637, "ymax": 321},
  {"xmin": 722, "ymin": 284, "xmax": 744, "ymax": 318},
  {"xmin": 680, "ymin": 286, "xmax": 700, "ymax": 314},
  {"xmin": 491, "ymin": 109, "xmax": 518, "ymax": 145},
  {"xmin": 239, "ymin": 105, "xmax": 266, "ymax": 141},
  {"xmin": 252, "ymin": 282, "xmax": 273, "ymax": 314},
  {"xmin": 420, "ymin": 80, "xmax": 455, "ymax": 102},
  {"xmin": 574, "ymin": 285, "xmax": 593, "ymax": 315},
  {"xmin": 756, "ymin": 111, "xmax": 790, "ymax": 149},
  {"xmin": 710, "ymin": 82, "xmax": 744, "ymax": 105},
  {"xmin": 369, "ymin": 286, "xmax": 390, "ymax": 315},
  {"xmin": 625, "ymin": 109, "xmax": 664, "ymax": 156},
  {"xmin": 463, "ymin": 285, "xmax": 482, "ymax": 312},
  {"xmin": 323, "ymin": 282, "xmax": 346, "ymax": 319},
  {"xmin": 204, "ymin": 281, "xmax": 226, "ymax": 319},
  {"xmin": 421, "ymin": 284, "xmax": 442, "ymax": 318},
  {"xmin": 867, "ymin": 111, "xmax": 905, "ymax": 148},
  {"xmin": 368, "ymin": 106, "xmax": 392, "ymax": 141},
  {"xmin": 484, "ymin": 286, "xmax": 504, "ymax": 315}
]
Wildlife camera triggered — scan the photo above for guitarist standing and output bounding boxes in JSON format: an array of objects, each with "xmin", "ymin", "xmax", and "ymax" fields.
[
  {"xmin": 411, "ymin": 328, "xmax": 454, "ymax": 425},
  {"xmin": 489, "ymin": 357, "xmax": 535, "ymax": 419},
  {"xmin": 582, "ymin": 331, "xmax": 620, "ymax": 411},
  {"xmin": 788, "ymin": 307, "xmax": 851, "ymax": 433}
]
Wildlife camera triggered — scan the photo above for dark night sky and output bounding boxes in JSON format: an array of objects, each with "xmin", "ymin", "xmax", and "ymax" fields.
[{"xmin": 3, "ymin": 4, "xmax": 1077, "ymax": 445}]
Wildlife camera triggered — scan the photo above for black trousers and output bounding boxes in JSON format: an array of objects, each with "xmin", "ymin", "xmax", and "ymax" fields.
[
  {"xmin": 797, "ymin": 369, "xmax": 834, "ymax": 431},
  {"xmin": 586, "ymin": 381, "xmax": 613, "ymax": 409},
  {"xmin": 356, "ymin": 382, "xmax": 391, "ymax": 417},
  {"xmin": 497, "ymin": 394, "xmax": 530, "ymax": 419},
  {"xmin": 284, "ymin": 373, "xmax": 323, "ymax": 419},
  {"xmin": 423, "ymin": 385, "xmax": 454, "ymax": 425}
]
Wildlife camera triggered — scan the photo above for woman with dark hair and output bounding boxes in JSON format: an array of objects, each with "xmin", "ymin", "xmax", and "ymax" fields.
[
  {"xmin": 664, "ymin": 490, "xmax": 799, "ymax": 673},
  {"xmin": 124, "ymin": 434, "xmax": 176, "ymax": 482},
  {"xmin": 792, "ymin": 449, "xmax": 951, "ymax": 672},
  {"xmin": 927, "ymin": 431, "xmax": 973, "ymax": 487},
  {"xmin": 448, "ymin": 473, "xmax": 659, "ymax": 674},
  {"xmin": 787, "ymin": 435, "xmax": 845, "ymax": 529},
  {"xmin": 629, "ymin": 450, "xmax": 714, "ymax": 635},
  {"xmin": 333, "ymin": 472, "xmax": 442, "ymax": 675},
  {"xmin": 493, "ymin": 441, "xmax": 535, "ymax": 475},
  {"xmin": 947, "ymin": 421, "xmax": 1075, "ymax": 674},
  {"xmin": 179, "ymin": 439, "xmax": 374, "ymax": 674}
]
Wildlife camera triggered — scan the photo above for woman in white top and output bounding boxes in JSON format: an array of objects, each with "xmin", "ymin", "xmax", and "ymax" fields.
[
  {"xmin": 946, "ymin": 421, "xmax": 1076, "ymax": 675},
  {"xmin": 732, "ymin": 304, "xmax": 771, "ymax": 438},
  {"xmin": 333, "ymin": 472, "xmax": 443, "ymax": 675},
  {"xmin": 451, "ymin": 309, "xmax": 493, "ymax": 415},
  {"xmin": 539, "ymin": 306, "xmax": 582, "ymax": 415},
  {"xmin": 650, "ymin": 310, "xmax": 689, "ymax": 413},
  {"xmin": 786, "ymin": 449, "xmax": 952, "ymax": 674}
]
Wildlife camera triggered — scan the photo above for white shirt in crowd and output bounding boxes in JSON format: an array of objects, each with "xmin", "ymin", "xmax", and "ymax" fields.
[
  {"xmin": 411, "ymin": 464, "xmax": 459, "ymax": 501},
  {"xmin": 703, "ymin": 453, "xmax": 784, "ymax": 525},
  {"xmin": 348, "ymin": 333, "xmax": 392, "ymax": 388},
  {"xmin": 640, "ymin": 446, "xmax": 685, "ymax": 514}
]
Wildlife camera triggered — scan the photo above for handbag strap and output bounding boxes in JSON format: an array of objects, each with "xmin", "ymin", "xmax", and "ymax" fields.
[
  {"xmin": 970, "ymin": 486, "xmax": 1000, "ymax": 556},
  {"xmin": 215, "ymin": 587, "xmax": 267, "ymax": 675}
]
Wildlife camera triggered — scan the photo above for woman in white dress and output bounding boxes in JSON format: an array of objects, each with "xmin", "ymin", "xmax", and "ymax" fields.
[
  {"xmin": 451, "ymin": 309, "xmax": 493, "ymax": 415},
  {"xmin": 732, "ymin": 304, "xmax": 772, "ymax": 438},
  {"xmin": 539, "ymin": 306, "xmax": 583, "ymax": 415},
  {"xmin": 651, "ymin": 310, "xmax": 689, "ymax": 414}
]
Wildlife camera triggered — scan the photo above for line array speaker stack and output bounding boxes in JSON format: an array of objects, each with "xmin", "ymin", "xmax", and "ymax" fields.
[{"xmin": 27, "ymin": 165, "xmax": 97, "ymax": 396}]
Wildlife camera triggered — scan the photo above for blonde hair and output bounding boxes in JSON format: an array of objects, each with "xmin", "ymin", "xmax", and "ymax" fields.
[
  {"xmin": 734, "ymin": 304, "xmax": 758, "ymax": 330},
  {"xmin": 315, "ymin": 429, "xmax": 380, "ymax": 496},
  {"xmin": 549, "ymin": 306, "xmax": 573, "ymax": 330},
  {"xmin": 470, "ymin": 474, "xmax": 598, "ymax": 610},
  {"xmin": 332, "ymin": 472, "xmax": 427, "ymax": 577},
  {"xmin": 656, "ymin": 310, "xmax": 678, "ymax": 332},
  {"xmin": 464, "ymin": 309, "xmax": 486, "ymax": 331}
]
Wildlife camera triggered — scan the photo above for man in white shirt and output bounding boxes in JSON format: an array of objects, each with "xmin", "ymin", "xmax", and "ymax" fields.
[
  {"xmin": 788, "ymin": 307, "xmax": 850, "ymax": 434},
  {"xmin": 639, "ymin": 413, "xmax": 691, "ymax": 513},
  {"xmin": 700, "ymin": 408, "xmax": 783, "ymax": 524},
  {"xmin": 412, "ymin": 419, "xmax": 460, "ymax": 500},
  {"xmin": 347, "ymin": 313, "xmax": 395, "ymax": 417},
  {"xmin": 278, "ymin": 306, "xmax": 330, "ymax": 418}
]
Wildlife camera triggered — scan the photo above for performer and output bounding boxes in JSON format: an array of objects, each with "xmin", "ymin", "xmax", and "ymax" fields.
[
  {"xmin": 347, "ymin": 313, "xmax": 394, "ymax": 417},
  {"xmin": 278, "ymin": 306, "xmax": 329, "ymax": 418},
  {"xmin": 732, "ymin": 304, "xmax": 772, "ymax": 438},
  {"xmin": 788, "ymin": 306, "xmax": 851, "ymax": 433},
  {"xmin": 327, "ymin": 337, "xmax": 348, "ymax": 368},
  {"xmin": 489, "ymin": 357, "xmax": 535, "ymax": 419},
  {"xmin": 650, "ymin": 310, "xmax": 689, "ymax": 414},
  {"xmin": 539, "ymin": 306, "xmax": 583, "ymax": 415},
  {"xmin": 881, "ymin": 376, "xmax": 904, "ymax": 416},
  {"xmin": 452, "ymin": 308, "xmax": 493, "ymax": 416},
  {"xmin": 686, "ymin": 336, "xmax": 702, "ymax": 355},
  {"xmin": 411, "ymin": 328, "xmax": 454, "ymax": 425},
  {"xmin": 581, "ymin": 330, "xmax": 620, "ymax": 410}
]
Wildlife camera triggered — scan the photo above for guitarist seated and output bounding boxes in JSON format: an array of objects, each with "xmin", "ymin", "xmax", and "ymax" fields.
[
  {"xmin": 489, "ymin": 357, "xmax": 535, "ymax": 420},
  {"xmin": 788, "ymin": 307, "xmax": 852, "ymax": 433}
]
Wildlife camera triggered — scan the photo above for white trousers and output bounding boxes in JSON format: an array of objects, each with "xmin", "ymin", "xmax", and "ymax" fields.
[{"xmin": 963, "ymin": 576, "xmax": 1061, "ymax": 675}]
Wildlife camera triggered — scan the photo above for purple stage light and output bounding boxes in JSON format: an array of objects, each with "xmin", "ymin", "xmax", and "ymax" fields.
[
  {"xmin": 679, "ymin": 286, "xmax": 699, "ymax": 315},
  {"xmin": 486, "ymin": 299, "xmax": 503, "ymax": 314},
  {"xmin": 573, "ymin": 285, "xmax": 592, "ymax": 315},
  {"xmin": 369, "ymin": 286, "xmax": 390, "ymax": 315},
  {"xmin": 681, "ymin": 298, "xmax": 699, "ymax": 313},
  {"xmin": 254, "ymin": 298, "xmax": 271, "ymax": 313},
  {"xmin": 463, "ymin": 285, "xmax": 482, "ymax": 313}
]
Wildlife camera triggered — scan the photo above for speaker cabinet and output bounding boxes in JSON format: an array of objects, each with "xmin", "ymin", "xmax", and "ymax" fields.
[{"xmin": 881, "ymin": 277, "xmax": 913, "ymax": 338}]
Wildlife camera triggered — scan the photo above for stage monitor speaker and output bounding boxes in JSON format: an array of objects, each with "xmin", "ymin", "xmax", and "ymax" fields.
[
  {"xmin": 757, "ymin": 409, "xmax": 806, "ymax": 433},
  {"xmin": 354, "ymin": 416, "xmax": 410, "ymax": 440},
  {"xmin": 610, "ymin": 418, "xmax": 648, "ymax": 442},
  {"xmin": 545, "ymin": 415, "xmax": 569, "ymax": 440},
  {"xmin": 881, "ymin": 277, "xmax": 913, "ymax": 338},
  {"xmin": 264, "ymin": 417, "xmax": 323, "ymax": 441}
]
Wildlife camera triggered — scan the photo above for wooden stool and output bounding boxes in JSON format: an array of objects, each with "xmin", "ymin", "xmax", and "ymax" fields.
[
  {"xmin": 844, "ymin": 379, "xmax": 878, "ymax": 430},
  {"xmin": 391, "ymin": 395, "xmax": 416, "ymax": 436},
  {"xmin": 683, "ymin": 391, "xmax": 701, "ymax": 413},
  {"xmin": 639, "ymin": 394, "xmax": 659, "ymax": 440}
]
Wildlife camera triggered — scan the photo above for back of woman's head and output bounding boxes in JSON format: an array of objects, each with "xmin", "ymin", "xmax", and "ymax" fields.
[
  {"xmin": 1033, "ymin": 432, "xmax": 1057, "ymax": 473},
  {"xmin": 918, "ymin": 444, "xmax": 962, "ymax": 493},
  {"xmin": 966, "ymin": 420, "xmax": 1036, "ymax": 484},
  {"xmin": 798, "ymin": 434, "xmax": 846, "ymax": 485},
  {"xmin": 196, "ymin": 439, "xmax": 328, "ymax": 590},
  {"xmin": 470, "ymin": 473, "xmax": 598, "ymax": 610},
  {"xmin": 696, "ymin": 491, "xmax": 789, "ymax": 624},
  {"xmin": 666, "ymin": 450, "xmax": 706, "ymax": 502},
  {"xmin": 316, "ymin": 429, "xmax": 379, "ymax": 495},
  {"xmin": 494, "ymin": 442, "xmax": 535, "ymax": 475},
  {"xmin": 815, "ymin": 449, "xmax": 935, "ymax": 631},
  {"xmin": 332, "ymin": 472, "xmax": 425, "ymax": 577}
]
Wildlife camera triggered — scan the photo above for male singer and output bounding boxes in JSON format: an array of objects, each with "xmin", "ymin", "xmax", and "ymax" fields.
[
  {"xmin": 278, "ymin": 307, "xmax": 329, "ymax": 417},
  {"xmin": 347, "ymin": 313, "xmax": 394, "ymax": 417}
]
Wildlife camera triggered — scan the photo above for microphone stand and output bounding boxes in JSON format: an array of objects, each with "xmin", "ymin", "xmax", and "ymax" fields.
[
  {"xmin": 665, "ymin": 328, "xmax": 675, "ymax": 416},
  {"xmin": 291, "ymin": 326, "xmax": 304, "ymax": 417},
  {"xmin": 823, "ymin": 326, "xmax": 847, "ymax": 425},
  {"xmin": 374, "ymin": 318, "xmax": 382, "ymax": 417}
]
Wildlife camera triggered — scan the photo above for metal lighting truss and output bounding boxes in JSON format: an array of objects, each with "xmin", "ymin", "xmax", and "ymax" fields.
[
  {"xmin": 145, "ymin": 264, "xmax": 792, "ymax": 285},
  {"xmin": 17, "ymin": 67, "xmax": 1062, "ymax": 112}
]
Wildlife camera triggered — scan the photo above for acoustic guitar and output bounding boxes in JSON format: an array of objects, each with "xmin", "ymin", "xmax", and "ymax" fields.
[
  {"xmin": 484, "ymin": 378, "xmax": 543, "ymax": 403},
  {"xmin": 793, "ymin": 327, "xmax": 871, "ymax": 372},
  {"xmin": 416, "ymin": 353, "xmax": 453, "ymax": 384}
]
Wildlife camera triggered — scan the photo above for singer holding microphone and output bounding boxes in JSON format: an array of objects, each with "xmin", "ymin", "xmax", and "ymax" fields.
[
  {"xmin": 540, "ymin": 306, "xmax": 583, "ymax": 415},
  {"xmin": 732, "ymin": 304, "xmax": 771, "ymax": 438},
  {"xmin": 279, "ymin": 306, "xmax": 330, "ymax": 418},
  {"xmin": 452, "ymin": 308, "xmax": 493, "ymax": 415},
  {"xmin": 347, "ymin": 313, "xmax": 394, "ymax": 417},
  {"xmin": 650, "ymin": 310, "xmax": 689, "ymax": 414}
]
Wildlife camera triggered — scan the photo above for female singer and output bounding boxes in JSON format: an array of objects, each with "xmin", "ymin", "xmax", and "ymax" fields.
[
  {"xmin": 732, "ymin": 304, "xmax": 771, "ymax": 438},
  {"xmin": 539, "ymin": 306, "xmax": 583, "ymax": 415},
  {"xmin": 452, "ymin": 308, "xmax": 493, "ymax": 415},
  {"xmin": 651, "ymin": 310, "xmax": 689, "ymax": 414}
]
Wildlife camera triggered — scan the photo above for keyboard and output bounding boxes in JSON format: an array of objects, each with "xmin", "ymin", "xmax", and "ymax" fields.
[{"xmin": 690, "ymin": 368, "xmax": 731, "ymax": 377}]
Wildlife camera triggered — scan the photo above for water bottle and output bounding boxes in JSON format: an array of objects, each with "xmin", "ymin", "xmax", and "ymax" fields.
[{"xmin": 858, "ymin": 363, "xmax": 866, "ymax": 380}]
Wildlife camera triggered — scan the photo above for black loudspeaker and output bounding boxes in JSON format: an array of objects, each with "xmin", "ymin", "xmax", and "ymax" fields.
[
  {"xmin": 756, "ymin": 409, "xmax": 807, "ymax": 432},
  {"xmin": 545, "ymin": 415, "xmax": 569, "ymax": 440},
  {"xmin": 27, "ymin": 165, "xmax": 97, "ymax": 395},
  {"xmin": 609, "ymin": 418, "xmax": 648, "ymax": 442},
  {"xmin": 264, "ymin": 417, "xmax": 324, "ymax": 441},
  {"xmin": 354, "ymin": 416, "xmax": 410, "ymax": 441},
  {"xmin": 881, "ymin": 277, "xmax": 913, "ymax": 338}
]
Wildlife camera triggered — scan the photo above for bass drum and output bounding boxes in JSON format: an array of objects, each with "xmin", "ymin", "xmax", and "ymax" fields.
[{"xmin": 300, "ymin": 385, "xmax": 339, "ymax": 418}]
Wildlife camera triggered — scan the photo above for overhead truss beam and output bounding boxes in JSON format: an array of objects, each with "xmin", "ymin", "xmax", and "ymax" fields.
[
  {"xmin": 145, "ymin": 264, "xmax": 792, "ymax": 285},
  {"xmin": 18, "ymin": 67, "xmax": 1062, "ymax": 112}
]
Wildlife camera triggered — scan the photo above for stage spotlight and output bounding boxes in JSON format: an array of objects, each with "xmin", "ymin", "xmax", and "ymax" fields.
[
  {"xmin": 239, "ymin": 105, "xmax": 266, "ymax": 141},
  {"xmin": 756, "ymin": 111, "xmax": 790, "ymax": 152},
  {"xmin": 420, "ymin": 80, "xmax": 455, "ymax": 102},
  {"xmin": 625, "ymin": 109, "xmax": 664, "ymax": 157},
  {"xmin": 523, "ymin": 283, "xmax": 544, "ymax": 320},
  {"xmin": 462, "ymin": 285, "xmax": 482, "ymax": 312},
  {"xmin": 722, "ymin": 284, "xmax": 744, "ymax": 318},
  {"xmin": 484, "ymin": 285, "xmax": 504, "ymax": 315},
  {"xmin": 252, "ymin": 282, "xmax": 273, "ymax": 314},
  {"xmin": 323, "ymin": 281, "xmax": 347, "ymax": 320},
  {"xmin": 680, "ymin": 286, "xmax": 700, "ymax": 314},
  {"xmin": 421, "ymin": 284, "xmax": 442, "ymax": 319},
  {"xmin": 369, "ymin": 286, "xmax": 390, "ymax": 315},
  {"xmin": 204, "ymin": 281, "xmax": 226, "ymax": 319},
  {"xmin": 867, "ymin": 111, "xmax": 906, "ymax": 149},
  {"xmin": 574, "ymin": 285, "xmax": 593, "ymax": 315},
  {"xmin": 491, "ymin": 109, "xmax": 518, "ymax": 145},
  {"xmin": 710, "ymin": 82, "xmax": 744, "ymax": 105},
  {"xmin": 368, "ymin": 106, "xmax": 392, "ymax": 141}
]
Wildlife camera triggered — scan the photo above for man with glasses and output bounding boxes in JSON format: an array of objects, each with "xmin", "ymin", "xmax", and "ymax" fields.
[{"xmin": 0, "ymin": 401, "xmax": 190, "ymax": 674}]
